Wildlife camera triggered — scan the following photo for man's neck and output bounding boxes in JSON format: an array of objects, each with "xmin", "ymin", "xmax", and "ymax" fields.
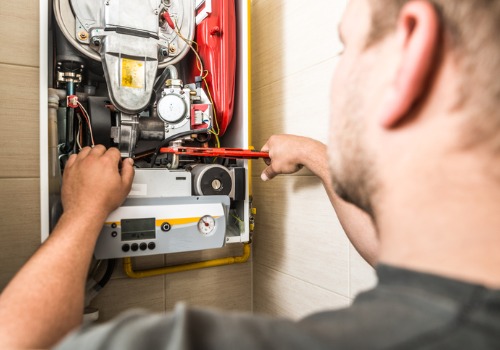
[{"xmin": 376, "ymin": 170, "xmax": 500, "ymax": 289}]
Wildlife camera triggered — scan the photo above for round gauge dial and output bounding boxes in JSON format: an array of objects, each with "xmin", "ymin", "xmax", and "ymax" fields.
[
  {"xmin": 198, "ymin": 215, "xmax": 216, "ymax": 236},
  {"xmin": 157, "ymin": 94, "xmax": 187, "ymax": 123}
]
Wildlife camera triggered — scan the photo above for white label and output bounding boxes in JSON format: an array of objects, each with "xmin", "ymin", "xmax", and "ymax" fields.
[{"xmin": 129, "ymin": 183, "xmax": 147, "ymax": 196}]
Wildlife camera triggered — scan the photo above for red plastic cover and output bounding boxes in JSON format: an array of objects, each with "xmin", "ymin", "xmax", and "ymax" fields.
[{"xmin": 193, "ymin": 0, "xmax": 237, "ymax": 137}]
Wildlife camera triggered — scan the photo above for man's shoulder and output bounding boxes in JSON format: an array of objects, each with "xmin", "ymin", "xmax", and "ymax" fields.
[{"xmin": 298, "ymin": 265, "xmax": 500, "ymax": 349}]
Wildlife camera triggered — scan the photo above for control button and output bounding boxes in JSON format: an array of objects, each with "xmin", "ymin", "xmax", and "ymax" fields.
[
  {"xmin": 111, "ymin": 231, "xmax": 118, "ymax": 238},
  {"xmin": 131, "ymin": 243, "xmax": 139, "ymax": 252},
  {"xmin": 161, "ymin": 222, "xmax": 171, "ymax": 232},
  {"xmin": 148, "ymin": 242, "xmax": 156, "ymax": 250},
  {"xmin": 111, "ymin": 223, "xmax": 117, "ymax": 229},
  {"xmin": 139, "ymin": 242, "xmax": 147, "ymax": 251},
  {"xmin": 122, "ymin": 244, "xmax": 130, "ymax": 252}
]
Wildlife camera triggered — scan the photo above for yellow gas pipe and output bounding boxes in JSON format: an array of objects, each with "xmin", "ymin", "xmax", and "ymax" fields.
[{"xmin": 123, "ymin": 243, "xmax": 251, "ymax": 279}]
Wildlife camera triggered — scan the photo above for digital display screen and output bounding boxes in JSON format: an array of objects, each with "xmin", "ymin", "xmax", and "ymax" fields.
[{"xmin": 121, "ymin": 218, "xmax": 156, "ymax": 241}]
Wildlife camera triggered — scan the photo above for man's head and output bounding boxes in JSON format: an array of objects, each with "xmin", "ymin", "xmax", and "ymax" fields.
[{"xmin": 328, "ymin": 0, "xmax": 500, "ymax": 218}]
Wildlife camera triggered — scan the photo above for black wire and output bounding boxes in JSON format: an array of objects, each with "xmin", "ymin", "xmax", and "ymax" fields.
[
  {"xmin": 151, "ymin": 67, "xmax": 176, "ymax": 103},
  {"xmin": 150, "ymin": 128, "xmax": 209, "ymax": 167},
  {"xmin": 96, "ymin": 259, "xmax": 116, "ymax": 289}
]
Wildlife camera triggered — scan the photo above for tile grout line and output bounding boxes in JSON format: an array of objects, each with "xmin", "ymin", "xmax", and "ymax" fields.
[
  {"xmin": 254, "ymin": 261, "xmax": 350, "ymax": 301},
  {"xmin": 0, "ymin": 62, "xmax": 40, "ymax": 69}
]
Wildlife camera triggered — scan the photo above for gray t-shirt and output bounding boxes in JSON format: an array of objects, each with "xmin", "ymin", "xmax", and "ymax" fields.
[{"xmin": 55, "ymin": 265, "xmax": 500, "ymax": 349}]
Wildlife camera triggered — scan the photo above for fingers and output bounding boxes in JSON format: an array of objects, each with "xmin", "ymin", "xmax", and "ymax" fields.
[
  {"xmin": 89, "ymin": 144, "xmax": 107, "ymax": 157},
  {"xmin": 261, "ymin": 165, "xmax": 277, "ymax": 182},
  {"xmin": 261, "ymin": 137, "xmax": 276, "ymax": 180},
  {"xmin": 66, "ymin": 154, "xmax": 77, "ymax": 168},
  {"xmin": 261, "ymin": 141, "xmax": 272, "ymax": 166},
  {"xmin": 261, "ymin": 142, "xmax": 270, "ymax": 153},
  {"xmin": 70, "ymin": 145, "xmax": 107, "ymax": 164},
  {"xmin": 101, "ymin": 147, "xmax": 121, "ymax": 166},
  {"xmin": 77, "ymin": 146, "xmax": 92, "ymax": 159},
  {"xmin": 120, "ymin": 158, "xmax": 135, "ymax": 191}
]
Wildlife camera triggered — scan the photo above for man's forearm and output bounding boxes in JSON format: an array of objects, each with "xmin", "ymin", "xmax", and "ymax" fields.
[
  {"xmin": 0, "ymin": 211, "xmax": 105, "ymax": 349},
  {"xmin": 299, "ymin": 139, "xmax": 379, "ymax": 266}
]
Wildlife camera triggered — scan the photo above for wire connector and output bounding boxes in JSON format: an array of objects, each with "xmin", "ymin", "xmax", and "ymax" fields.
[{"xmin": 67, "ymin": 95, "xmax": 79, "ymax": 109}]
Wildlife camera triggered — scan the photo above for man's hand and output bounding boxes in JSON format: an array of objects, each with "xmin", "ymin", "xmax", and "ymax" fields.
[
  {"xmin": 260, "ymin": 135, "xmax": 322, "ymax": 181},
  {"xmin": 0, "ymin": 146, "xmax": 135, "ymax": 349},
  {"xmin": 259, "ymin": 134, "xmax": 378, "ymax": 266},
  {"xmin": 62, "ymin": 145, "xmax": 135, "ymax": 222}
]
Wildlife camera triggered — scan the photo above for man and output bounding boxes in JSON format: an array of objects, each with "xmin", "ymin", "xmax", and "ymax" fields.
[{"xmin": 1, "ymin": 0, "xmax": 500, "ymax": 348}]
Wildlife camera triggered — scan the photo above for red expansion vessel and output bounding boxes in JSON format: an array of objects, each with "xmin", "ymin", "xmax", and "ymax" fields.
[{"xmin": 194, "ymin": 0, "xmax": 237, "ymax": 137}]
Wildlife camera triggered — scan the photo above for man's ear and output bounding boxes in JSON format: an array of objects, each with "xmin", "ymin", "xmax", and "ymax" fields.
[{"xmin": 378, "ymin": 0, "xmax": 440, "ymax": 128}]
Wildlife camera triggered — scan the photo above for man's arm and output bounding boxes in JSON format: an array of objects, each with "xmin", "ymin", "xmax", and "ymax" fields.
[
  {"xmin": 261, "ymin": 134, "xmax": 378, "ymax": 265},
  {"xmin": 0, "ymin": 146, "xmax": 134, "ymax": 349}
]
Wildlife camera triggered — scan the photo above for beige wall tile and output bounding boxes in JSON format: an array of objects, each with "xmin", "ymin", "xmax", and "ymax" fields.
[
  {"xmin": 252, "ymin": 175, "xmax": 350, "ymax": 297},
  {"xmin": 90, "ymin": 276, "xmax": 165, "ymax": 321},
  {"xmin": 164, "ymin": 262, "xmax": 252, "ymax": 312},
  {"xmin": 253, "ymin": 263, "xmax": 349, "ymax": 320},
  {"xmin": 251, "ymin": 0, "xmax": 346, "ymax": 91},
  {"xmin": 349, "ymin": 243, "xmax": 377, "ymax": 299},
  {"xmin": 0, "ymin": 64, "xmax": 40, "ymax": 178},
  {"xmin": 251, "ymin": 58, "xmax": 338, "ymax": 177},
  {"xmin": 0, "ymin": 178, "xmax": 41, "ymax": 290},
  {"xmin": 0, "ymin": 0, "xmax": 40, "ymax": 67}
]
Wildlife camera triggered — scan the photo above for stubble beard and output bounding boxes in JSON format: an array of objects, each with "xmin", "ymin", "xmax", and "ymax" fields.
[{"xmin": 328, "ymin": 82, "xmax": 379, "ymax": 218}]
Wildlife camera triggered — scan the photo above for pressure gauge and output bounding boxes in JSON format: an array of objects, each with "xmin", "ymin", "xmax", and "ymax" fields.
[
  {"xmin": 198, "ymin": 215, "xmax": 216, "ymax": 236},
  {"xmin": 158, "ymin": 94, "xmax": 187, "ymax": 123}
]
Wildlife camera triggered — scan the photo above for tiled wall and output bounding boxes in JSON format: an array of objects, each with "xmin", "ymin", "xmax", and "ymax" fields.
[
  {"xmin": 0, "ymin": 0, "xmax": 251, "ymax": 321},
  {"xmin": 250, "ymin": 0, "xmax": 377, "ymax": 319},
  {"xmin": 0, "ymin": 0, "xmax": 42, "ymax": 291}
]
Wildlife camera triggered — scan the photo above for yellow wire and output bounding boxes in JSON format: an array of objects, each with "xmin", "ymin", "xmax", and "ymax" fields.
[
  {"xmin": 231, "ymin": 213, "xmax": 243, "ymax": 223},
  {"xmin": 173, "ymin": 18, "xmax": 221, "ymax": 144},
  {"xmin": 202, "ymin": 75, "xmax": 221, "ymax": 137},
  {"xmin": 210, "ymin": 130, "xmax": 221, "ymax": 148}
]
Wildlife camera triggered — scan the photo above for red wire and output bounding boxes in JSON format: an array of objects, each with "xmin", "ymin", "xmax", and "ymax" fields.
[{"xmin": 162, "ymin": 11, "xmax": 175, "ymax": 30}]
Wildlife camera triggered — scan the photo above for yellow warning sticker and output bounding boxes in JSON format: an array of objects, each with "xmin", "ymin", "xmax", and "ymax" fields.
[{"xmin": 121, "ymin": 58, "xmax": 145, "ymax": 89}]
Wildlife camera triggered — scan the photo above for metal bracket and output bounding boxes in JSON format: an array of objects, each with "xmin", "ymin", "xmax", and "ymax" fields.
[
  {"xmin": 195, "ymin": 0, "xmax": 211, "ymax": 25},
  {"xmin": 118, "ymin": 113, "xmax": 139, "ymax": 157}
]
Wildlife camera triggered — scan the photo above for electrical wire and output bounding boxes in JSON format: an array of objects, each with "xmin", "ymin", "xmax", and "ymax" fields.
[
  {"xmin": 75, "ymin": 118, "xmax": 83, "ymax": 150},
  {"xmin": 76, "ymin": 101, "xmax": 95, "ymax": 146},
  {"xmin": 173, "ymin": 19, "xmax": 221, "ymax": 144},
  {"xmin": 231, "ymin": 213, "xmax": 243, "ymax": 223},
  {"xmin": 67, "ymin": 96, "xmax": 96, "ymax": 148}
]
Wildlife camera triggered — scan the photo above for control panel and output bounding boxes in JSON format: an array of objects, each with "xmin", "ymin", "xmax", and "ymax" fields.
[{"xmin": 94, "ymin": 196, "xmax": 229, "ymax": 259}]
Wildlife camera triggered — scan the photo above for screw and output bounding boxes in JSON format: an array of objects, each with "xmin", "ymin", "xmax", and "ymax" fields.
[
  {"xmin": 92, "ymin": 37, "xmax": 101, "ymax": 46},
  {"xmin": 78, "ymin": 31, "xmax": 88, "ymax": 40},
  {"xmin": 210, "ymin": 26, "xmax": 221, "ymax": 36},
  {"xmin": 169, "ymin": 44, "xmax": 176, "ymax": 53},
  {"xmin": 154, "ymin": 9, "xmax": 159, "ymax": 15}
]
